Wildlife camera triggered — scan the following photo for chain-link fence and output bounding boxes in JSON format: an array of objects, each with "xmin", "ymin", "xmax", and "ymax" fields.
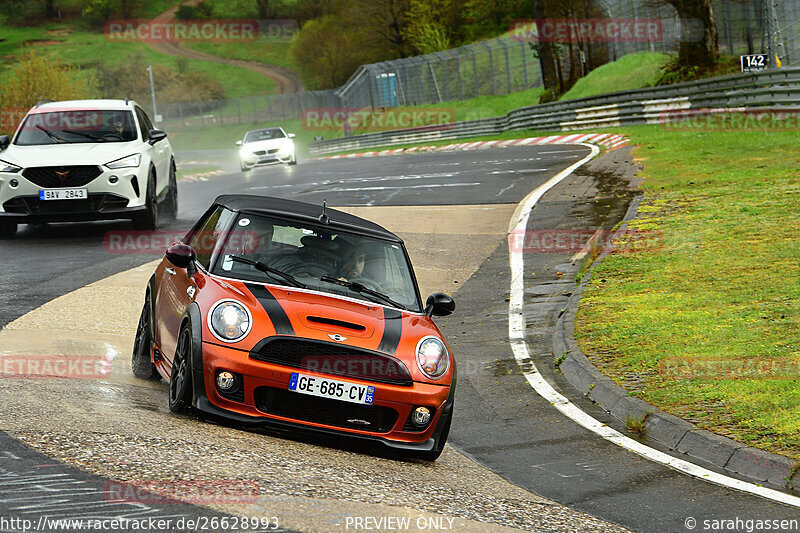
[{"xmin": 158, "ymin": 0, "xmax": 797, "ymax": 132}]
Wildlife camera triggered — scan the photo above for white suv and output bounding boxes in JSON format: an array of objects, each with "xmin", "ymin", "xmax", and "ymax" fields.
[{"xmin": 0, "ymin": 99, "xmax": 177, "ymax": 238}]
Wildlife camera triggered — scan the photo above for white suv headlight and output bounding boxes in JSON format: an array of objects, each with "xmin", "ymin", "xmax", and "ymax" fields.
[
  {"xmin": 105, "ymin": 153, "xmax": 141, "ymax": 169},
  {"xmin": 0, "ymin": 159, "xmax": 21, "ymax": 173},
  {"xmin": 416, "ymin": 336, "xmax": 449, "ymax": 379},
  {"xmin": 209, "ymin": 300, "xmax": 252, "ymax": 343}
]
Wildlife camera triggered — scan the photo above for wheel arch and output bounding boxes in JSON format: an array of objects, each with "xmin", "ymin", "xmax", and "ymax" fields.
[{"xmin": 184, "ymin": 302, "xmax": 207, "ymax": 408}]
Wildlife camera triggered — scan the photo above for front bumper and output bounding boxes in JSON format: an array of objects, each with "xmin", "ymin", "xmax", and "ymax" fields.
[
  {"xmin": 193, "ymin": 340, "xmax": 452, "ymax": 451},
  {"xmin": 0, "ymin": 167, "xmax": 147, "ymax": 222},
  {"xmin": 240, "ymin": 150, "xmax": 294, "ymax": 167}
]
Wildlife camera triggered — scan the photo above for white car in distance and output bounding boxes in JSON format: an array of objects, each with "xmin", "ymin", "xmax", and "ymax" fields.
[{"xmin": 236, "ymin": 127, "xmax": 297, "ymax": 171}]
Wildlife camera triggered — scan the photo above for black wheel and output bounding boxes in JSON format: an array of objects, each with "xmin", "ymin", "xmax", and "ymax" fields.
[
  {"xmin": 131, "ymin": 294, "xmax": 160, "ymax": 380},
  {"xmin": 240, "ymin": 159, "xmax": 249, "ymax": 172},
  {"xmin": 0, "ymin": 220, "xmax": 17, "ymax": 240},
  {"xmin": 164, "ymin": 161, "xmax": 178, "ymax": 221},
  {"xmin": 288, "ymin": 153, "xmax": 297, "ymax": 165},
  {"xmin": 169, "ymin": 325, "xmax": 193, "ymax": 413},
  {"xmin": 416, "ymin": 414, "xmax": 451, "ymax": 462},
  {"xmin": 134, "ymin": 170, "xmax": 159, "ymax": 230}
]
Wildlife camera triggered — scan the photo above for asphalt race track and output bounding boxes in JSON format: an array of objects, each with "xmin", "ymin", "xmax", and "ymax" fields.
[{"xmin": 0, "ymin": 145, "xmax": 798, "ymax": 532}]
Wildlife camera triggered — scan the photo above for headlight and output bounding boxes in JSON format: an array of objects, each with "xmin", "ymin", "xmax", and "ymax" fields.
[
  {"xmin": 416, "ymin": 336, "xmax": 449, "ymax": 379},
  {"xmin": 0, "ymin": 159, "xmax": 21, "ymax": 173},
  {"xmin": 105, "ymin": 153, "xmax": 141, "ymax": 169},
  {"xmin": 208, "ymin": 300, "xmax": 252, "ymax": 343}
]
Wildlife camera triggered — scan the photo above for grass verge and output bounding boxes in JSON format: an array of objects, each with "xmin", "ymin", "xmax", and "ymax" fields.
[
  {"xmin": 576, "ymin": 124, "xmax": 800, "ymax": 461},
  {"xmin": 560, "ymin": 52, "xmax": 672, "ymax": 101}
]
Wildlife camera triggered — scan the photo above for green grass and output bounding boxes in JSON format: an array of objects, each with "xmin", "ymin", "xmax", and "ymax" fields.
[
  {"xmin": 0, "ymin": 28, "xmax": 275, "ymax": 97},
  {"xmin": 560, "ymin": 52, "xmax": 672, "ymax": 101},
  {"xmin": 183, "ymin": 40, "xmax": 297, "ymax": 71},
  {"xmin": 575, "ymin": 123, "xmax": 800, "ymax": 460}
]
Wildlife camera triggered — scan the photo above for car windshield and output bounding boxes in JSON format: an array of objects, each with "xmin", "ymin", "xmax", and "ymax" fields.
[
  {"xmin": 210, "ymin": 213, "xmax": 421, "ymax": 312},
  {"xmin": 244, "ymin": 129, "xmax": 285, "ymax": 143},
  {"xmin": 14, "ymin": 110, "xmax": 138, "ymax": 145}
]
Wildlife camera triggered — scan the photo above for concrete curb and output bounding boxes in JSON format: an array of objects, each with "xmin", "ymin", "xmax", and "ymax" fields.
[{"xmin": 554, "ymin": 194, "xmax": 800, "ymax": 492}]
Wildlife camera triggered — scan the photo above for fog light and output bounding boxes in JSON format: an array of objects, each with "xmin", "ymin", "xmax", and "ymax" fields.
[
  {"xmin": 109, "ymin": 175, "xmax": 119, "ymax": 184},
  {"xmin": 412, "ymin": 406, "xmax": 431, "ymax": 427},
  {"xmin": 9, "ymin": 179, "xmax": 18, "ymax": 188},
  {"xmin": 216, "ymin": 371, "xmax": 236, "ymax": 391}
]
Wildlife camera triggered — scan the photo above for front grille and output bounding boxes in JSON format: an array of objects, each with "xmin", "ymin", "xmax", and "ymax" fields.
[
  {"xmin": 250, "ymin": 338, "xmax": 413, "ymax": 386},
  {"xmin": 3, "ymin": 194, "xmax": 129, "ymax": 215},
  {"xmin": 268, "ymin": 148, "xmax": 279, "ymax": 154},
  {"xmin": 254, "ymin": 386, "xmax": 398, "ymax": 432},
  {"xmin": 22, "ymin": 166, "xmax": 103, "ymax": 188},
  {"xmin": 253, "ymin": 150, "xmax": 266, "ymax": 156}
]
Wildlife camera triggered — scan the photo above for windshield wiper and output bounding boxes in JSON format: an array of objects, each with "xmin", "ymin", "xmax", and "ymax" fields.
[
  {"xmin": 62, "ymin": 129, "xmax": 106, "ymax": 142},
  {"xmin": 320, "ymin": 276, "xmax": 407, "ymax": 310},
  {"xmin": 35, "ymin": 125, "xmax": 65, "ymax": 143},
  {"xmin": 227, "ymin": 255, "xmax": 307, "ymax": 288}
]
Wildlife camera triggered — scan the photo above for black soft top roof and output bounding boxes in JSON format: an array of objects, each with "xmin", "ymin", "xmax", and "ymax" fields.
[{"xmin": 214, "ymin": 194, "xmax": 402, "ymax": 242}]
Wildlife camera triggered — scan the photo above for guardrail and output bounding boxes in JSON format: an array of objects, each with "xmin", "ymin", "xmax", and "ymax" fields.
[{"xmin": 308, "ymin": 66, "xmax": 800, "ymax": 155}]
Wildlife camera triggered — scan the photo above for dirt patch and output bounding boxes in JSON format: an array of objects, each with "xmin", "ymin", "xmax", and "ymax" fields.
[
  {"xmin": 23, "ymin": 39, "xmax": 64, "ymax": 46},
  {"xmin": 46, "ymin": 28, "xmax": 73, "ymax": 36}
]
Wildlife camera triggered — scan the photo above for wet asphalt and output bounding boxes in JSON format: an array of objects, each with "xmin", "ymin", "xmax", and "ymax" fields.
[{"xmin": 0, "ymin": 145, "xmax": 797, "ymax": 531}]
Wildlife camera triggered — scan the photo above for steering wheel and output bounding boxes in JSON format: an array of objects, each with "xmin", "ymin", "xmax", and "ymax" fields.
[{"xmin": 102, "ymin": 133, "xmax": 124, "ymax": 140}]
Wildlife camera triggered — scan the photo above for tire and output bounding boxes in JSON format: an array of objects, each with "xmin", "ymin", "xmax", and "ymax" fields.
[
  {"xmin": 0, "ymin": 220, "xmax": 17, "ymax": 240},
  {"xmin": 134, "ymin": 170, "xmax": 159, "ymax": 230},
  {"xmin": 131, "ymin": 293, "xmax": 160, "ymax": 380},
  {"xmin": 415, "ymin": 414, "xmax": 451, "ymax": 462},
  {"xmin": 164, "ymin": 161, "xmax": 178, "ymax": 221},
  {"xmin": 168, "ymin": 324, "xmax": 193, "ymax": 413},
  {"xmin": 288, "ymin": 152, "xmax": 297, "ymax": 165},
  {"xmin": 240, "ymin": 159, "xmax": 249, "ymax": 172}
]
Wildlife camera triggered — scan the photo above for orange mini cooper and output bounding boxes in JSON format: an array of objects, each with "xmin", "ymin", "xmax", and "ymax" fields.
[{"xmin": 131, "ymin": 195, "xmax": 456, "ymax": 460}]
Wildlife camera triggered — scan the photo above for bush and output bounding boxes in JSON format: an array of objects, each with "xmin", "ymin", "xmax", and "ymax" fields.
[{"xmin": 0, "ymin": 52, "xmax": 98, "ymax": 135}]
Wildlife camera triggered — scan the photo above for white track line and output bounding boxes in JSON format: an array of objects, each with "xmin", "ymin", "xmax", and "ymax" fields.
[{"xmin": 507, "ymin": 143, "xmax": 800, "ymax": 508}]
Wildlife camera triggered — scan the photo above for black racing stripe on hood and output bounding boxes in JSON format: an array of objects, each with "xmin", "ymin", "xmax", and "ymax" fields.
[
  {"xmin": 378, "ymin": 308, "xmax": 402, "ymax": 354},
  {"xmin": 245, "ymin": 283, "xmax": 294, "ymax": 336}
]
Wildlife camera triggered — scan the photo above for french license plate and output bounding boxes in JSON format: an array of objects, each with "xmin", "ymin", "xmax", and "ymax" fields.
[
  {"xmin": 288, "ymin": 372, "xmax": 374, "ymax": 405},
  {"xmin": 39, "ymin": 189, "xmax": 87, "ymax": 201},
  {"xmin": 258, "ymin": 156, "xmax": 276, "ymax": 163}
]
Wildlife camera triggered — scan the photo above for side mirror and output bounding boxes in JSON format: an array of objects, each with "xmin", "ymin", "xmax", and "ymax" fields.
[
  {"xmin": 165, "ymin": 242, "xmax": 196, "ymax": 272},
  {"xmin": 425, "ymin": 293, "xmax": 455, "ymax": 317},
  {"xmin": 0, "ymin": 135, "xmax": 9, "ymax": 151},
  {"xmin": 235, "ymin": 140, "xmax": 243, "ymax": 146},
  {"xmin": 287, "ymin": 133, "xmax": 296, "ymax": 139},
  {"xmin": 148, "ymin": 129, "xmax": 167, "ymax": 145}
]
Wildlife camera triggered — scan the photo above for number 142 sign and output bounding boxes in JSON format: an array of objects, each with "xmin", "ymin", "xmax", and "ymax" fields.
[{"xmin": 741, "ymin": 54, "xmax": 768, "ymax": 72}]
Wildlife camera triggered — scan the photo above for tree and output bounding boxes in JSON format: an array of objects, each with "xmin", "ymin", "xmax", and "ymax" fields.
[
  {"xmin": 255, "ymin": 0, "xmax": 271, "ymax": 19},
  {"xmin": 663, "ymin": 0, "xmax": 719, "ymax": 67}
]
